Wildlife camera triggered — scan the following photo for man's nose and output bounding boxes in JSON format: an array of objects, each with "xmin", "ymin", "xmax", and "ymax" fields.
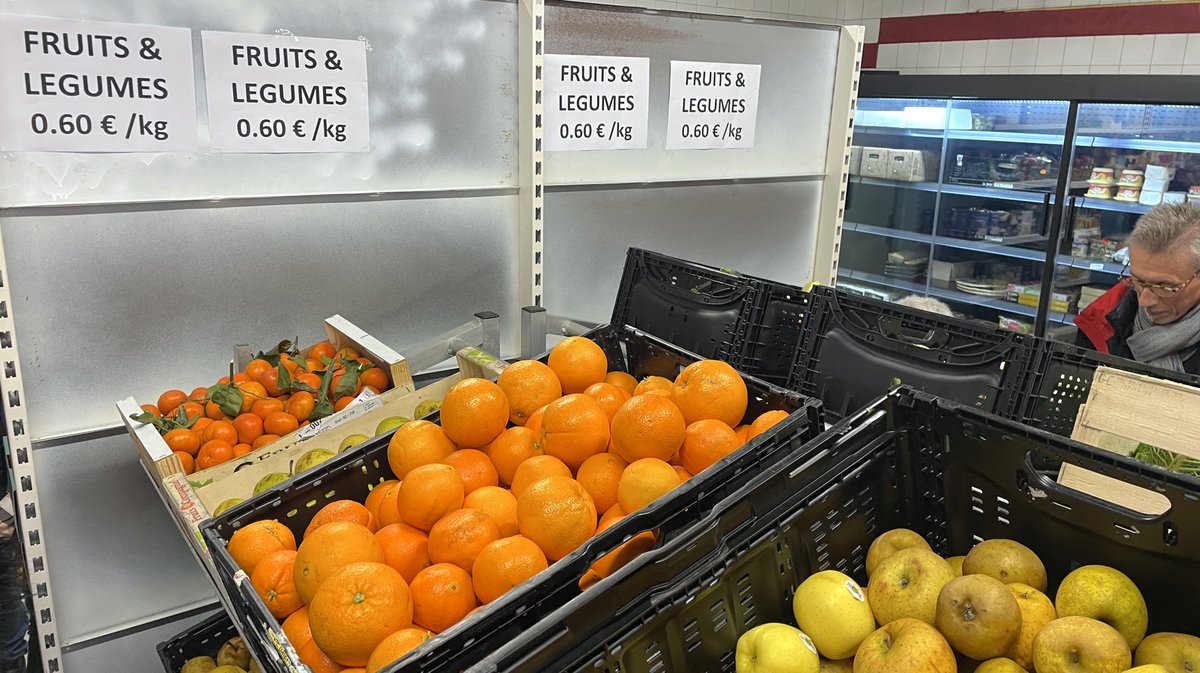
[{"xmin": 1136, "ymin": 285, "xmax": 1160, "ymax": 307}]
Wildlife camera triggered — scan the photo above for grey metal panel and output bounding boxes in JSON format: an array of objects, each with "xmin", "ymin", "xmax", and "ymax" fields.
[
  {"xmin": 544, "ymin": 3, "xmax": 839, "ymax": 184},
  {"xmin": 0, "ymin": 0, "xmax": 518, "ymax": 206},
  {"xmin": 31, "ymin": 432, "xmax": 217, "ymax": 644},
  {"xmin": 543, "ymin": 180, "xmax": 821, "ymax": 324},
  {"xmin": 63, "ymin": 607, "xmax": 219, "ymax": 671},
  {"xmin": 3, "ymin": 194, "xmax": 520, "ymax": 438}
]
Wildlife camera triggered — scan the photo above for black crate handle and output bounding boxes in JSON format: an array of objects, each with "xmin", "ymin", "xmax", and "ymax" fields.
[
  {"xmin": 1020, "ymin": 450, "xmax": 1172, "ymax": 524},
  {"xmin": 877, "ymin": 315, "xmax": 949, "ymax": 349}
]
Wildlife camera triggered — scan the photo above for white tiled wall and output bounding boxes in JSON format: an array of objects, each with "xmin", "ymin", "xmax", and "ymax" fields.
[{"xmin": 577, "ymin": 0, "xmax": 1200, "ymax": 76}]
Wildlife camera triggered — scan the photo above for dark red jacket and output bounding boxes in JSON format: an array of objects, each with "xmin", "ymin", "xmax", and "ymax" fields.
[{"xmin": 1074, "ymin": 283, "xmax": 1200, "ymax": 374}]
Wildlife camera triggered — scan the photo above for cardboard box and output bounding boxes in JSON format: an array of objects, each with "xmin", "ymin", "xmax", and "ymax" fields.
[
  {"xmin": 848, "ymin": 145, "xmax": 862, "ymax": 175},
  {"xmin": 931, "ymin": 260, "xmax": 975, "ymax": 289},
  {"xmin": 859, "ymin": 147, "xmax": 890, "ymax": 179},
  {"xmin": 1142, "ymin": 177, "xmax": 1169, "ymax": 193},
  {"xmin": 1144, "ymin": 164, "xmax": 1174, "ymax": 181},
  {"xmin": 886, "ymin": 149, "xmax": 927, "ymax": 182}
]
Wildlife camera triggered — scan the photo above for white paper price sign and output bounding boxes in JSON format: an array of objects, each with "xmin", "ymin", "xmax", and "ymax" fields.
[
  {"xmin": 201, "ymin": 30, "xmax": 369, "ymax": 153},
  {"xmin": 544, "ymin": 55, "xmax": 650, "ymax": 151},
  {"xmin": 665, "ymin": 60, "xmax": 761, "ymax": 150},
  {"xmin": 0, "ymin": 15, "xmax": 197, "ymax": 152}
]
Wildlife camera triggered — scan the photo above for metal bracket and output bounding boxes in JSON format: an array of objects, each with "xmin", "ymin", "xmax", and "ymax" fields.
[
  {"xmin": 402, "ymin": 312, "xmax": 502, "ymax": 375},
  {"xmin": 519, "ymin": 305, "xmax": 600, "ymax": 358},
  {"xmin": 519, "ymin": 0, "xmax": 546, "ymax": 309}
]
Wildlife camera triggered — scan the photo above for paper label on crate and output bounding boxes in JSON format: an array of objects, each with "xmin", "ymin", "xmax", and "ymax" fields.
[
  {"xmin": 544, "ymin": 54, "xmax": 650, "ymax": 151},
  {"xmin": 0, "ymin": 15, "xmax": 198, "ymax": 152},
  {"xmin": 200, "ymin": 30, "xmax": 369, "ymax": 152},
  {"xmin": 295, "ymin": 391, "xmax": 383, "ymax": 440},
  {"xmin": 665, "ymin": 60, "xmax": 760, "ymax": 150},
  {"xmin": 845, "ymin": 579, "xmax": 866, "ymax": 602}
]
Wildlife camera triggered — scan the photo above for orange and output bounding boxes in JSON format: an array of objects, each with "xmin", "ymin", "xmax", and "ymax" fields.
[
  {"xmin": 157, "ymin": 389, "xmax": 187, "ymax": 416},
  {"xmin": 583, "ymin": 382, "xmax": 630, "ymax": 423},
  {"xmin": 251, "ymin": 549, "xmax": 304, "ymax": 619},
  {"xmin": 172, "ymin": 451, "xmax": 195, "ymax": 475},
  {"xmin": 364, "ymin": 480, "xmax": 401, "ymax": 527},
  {"xmin": 409, "ymin": 563, "xmax": 477, "ymax": 634},
  {"xmin": 375, "ymin": 523, "xmax": 431, "ymax": 583},
  {"xmin": 672, "ymin": 360, "xmax": 748, "ymax": 427},
  {"xmin": 253, "ymin": 433, "xmax": 281, "ymax": 450},
  {"xmin": 674, "ymin": 465, "xmax": 693, "ymax": 482},
  {"xmin": 233, "ymin": 443, "xmax": 253, "ymax": 458},
  {"xmin": 245, "ymin": 358, "xmax": 273, "ymax": 381},
  {"xmin": 678, "ymin": 419, "xmax": 741, "ymax": 476},
  {"xmin": 233, "ymin": 413, "xmax": 264, "ymax": 445},
  {"xmin": 191, "ymin": 417, "xmax": 214, "ymax": 437},
  {"xmin": 202, "ymin": 420, "xmax": 238, "ymax": 445},
  {"xmin": 525, "ymin": 404, "xmax": 548, "ymax": 438},
  {"xmin": 163, "ymin": 428, "xmax": 201, "ymax": 456},
  {"xmin": 496, "ymin": 360, "xmax": 562, "ymax": 426},
  {"xmin": 538, "ymin": 394, "xmax": 610, "ymax": 472},
  {"xmin": 188, "ymin": 387, "xmax": 208, "ymax": 403},
  {"xmin": 294, "ymin": 521, "xmax": 385, "ymax": 605},
  {"xmin": 365, "ymin": 628, "xmax": 432, "ymax": 673},
  {"xmin": 309, "ymin": 341, "xmax": 337, "ymax": 363},
  {"xmin": 617, "ymin": 458, "xmax": 682, "ymax": 514},
  {"xmin": 387, "ymin": 420, "xmax": 457, "ymax": 480},
  {"xmin": 510, "ymin": 455, "xmax": 572, "ymax": 499},
  {"xmin": 428, "ymin": 508, "xmax": 501, "ymax": 572},
  {"xmin": 580, "ymin": 515, "xmax": 657, "ymax": 590},
  {"xmin": 298, "ymin": 637, "xmax": 345, "ymax": 673},
  {"xmin": 633, "ymin": 376, "xmax": 674, "ymax": 397},
  {"xmin": 306, "ymin": 500, "xmax": 375, "ymax": 538},
  {"xmin": 179, "ymin": 401, "xmax": 205, "ymax": 423},
  {"xmin": 205, "ymin": 400, "xmax": 226, "ymax": 421},
  {"xmin": 547, "ymin": 336, "xmax": 608, "ymax": 394},
  {"xmin": 334, "ymin": 396, "xmax": 355, "ymax": 412},
  {"xmin": 264, "ymin": 411, "xmax": 300, "ymax": 436},
  {"xmin": 286, "ymin": 391, "xmax": 317, "ymax": 423},
  {"xmin": 734, "ymin": 425, "xmax": 752, "ymax": 444},
  {"xmin": 336, "ymin": 346, "xmax": 362, "ymax": 362},
  {"xmin": 141, "ymin": 403, "xmax": 161, "ymax": 417},
  {"xmin": 282, "ymin": 606, "xmax": 312, "ymax": 650},
  {"xmin": 471, "ymin": 535, "xmax": 548, "ymax": 604},
  {"xmin": 486, "ymin": 427, "xmax": 541, "ymax": 486},
  {"xmin": 259, "ymin": 368, "xmax": 285, "ymax": 397},
  {"xmin": 297, "ymin": 372, "xmax": 323, "ymax": 392},
  {"xmin": 395, "ymin": 464, "xmax": 465, "ymax": 532},
  {"xmin": 609, "ymin": 395, "xmax": 686, "ymax": 463},
  {"xmin": 464, "ymin": 486, "xmax": 519, "ymax": 537},
  {"xmin": 236, "ymin": 381, "xmax": 270, "ymax": 414},
  {"xmin": 517, "ymin": 476, "xmax": 597, "ymax": 562},
  {"xmin": 360, "ymin": 368, "xmax": 389, "ymax": 393},
  {"xmin": 310, "ymin": 562, "xmax": 413, "ymax": 667},
  {"xmin": 598, "ymin": 503, "xmax": 626, "ymax": 529},
  {"xmin": 196, "ymin": 439, "xmax": 234, "ymax": 470},
  {"xmin": 443, "ymin": 449, "xmax": 499, "ymax": 494},
  {"xmin": 575, "ymin": 453, "xmax": 628, "ymax": 515},
  {"xmin": 747, "ymin": 409, "xmax": 789, "ymax": 442},
  {"xmin": 227, "ymin": 519, "xmax": 297, "ymax": 574},
  {"xmin": 439, "ymin": 378, "xmax": 510, "ymax": 449},
  {"xmin": 604, "ymin": 371, "xmax": 638, "ymax": 397}
]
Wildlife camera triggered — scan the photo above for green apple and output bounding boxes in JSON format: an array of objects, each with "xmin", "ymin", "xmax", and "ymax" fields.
[
  {"xmin": 293, "ymin": 448, "xmax": 335, "ymax": 473},
  {"xmin": 867, "ymin": 547, "xmax": 953, "ymax": 625},
  {"xmin": 413, "ymin": 399, "xmax": 442, "ymax": 419},
  {"xmin": 946, "ymin": 555, "xmax": 966, "ymax": 577},
  {"xmin": 976, "ymin": 658, "xmax": 1027, "ymax": 673},
  {"xmin": 736, "ymin": 623, "xmax": 820, "ymax": 673},
  {"xmin": 1033, "ymin": 616, "xmax": 1131, "ymax": 673},
  {"xmin": 1006, "ymin": 582, "xmax": 1056, "ymax": 670},
  {"xmin": 338, "ymin": 433, "xmax": 370, "ymax": 453},
  {"xmin": 1134, "ymin": 633, "xmax": 1200, "ymax": 673},
  {"xmin": 1125, "ymin": 666, "xmax": 1174, "ymax": 673},
  {"xmin": 853, "ymin": 618, "xmax": 956, "ymax": 673},
  {"xmin": 212, "ymin": 498, "xmax": 244, "ymax": 517},
  {"xmin": 375, "ymin": 416, "xmax": 411, "ymax": 436},
  {"xmin": 1055, "ymin": 565, "xmax": 1148, "ymax": 650},
  {"xmin": 865, "ymin": 528, "xmax": 932, "ymax": 578},
  {"xmin": 793, "ymin": 570, "xmax": 875, "ymax": 659},
  {"xmin": 963, "ymin": 538, "xmax": 1047, "ymax": 593},
  {"xmin": 252, "ymin": 472, "xmax": 290, "ymax": 495}
]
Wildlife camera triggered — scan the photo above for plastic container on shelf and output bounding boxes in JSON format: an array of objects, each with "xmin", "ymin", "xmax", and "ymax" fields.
[
  {"xmin": 157, "ymin": 610, "xmax": 242, "ymax": 673},
  {"xmin": 786, "ymin": 285, "xmax": 1038, "ymax": 419},
  {"xmin": 469, "ymin": 387, "xmax": 1200, "ymax": 673},
  {"xmin": 200, "ymin": 324, "xmax": 824, "ymax": 673}
]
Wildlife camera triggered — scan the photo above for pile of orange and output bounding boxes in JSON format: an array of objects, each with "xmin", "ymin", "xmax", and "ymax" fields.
[
  {"xmin": 137, "ymin": 339, "xmax": 392, "ymax": 475},
  {"xmin": 224, "ymin": 335, "xmax": 789, "ymax": 672}
]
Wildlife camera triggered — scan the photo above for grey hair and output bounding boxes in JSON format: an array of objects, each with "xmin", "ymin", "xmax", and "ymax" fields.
[
  {"xmin": 895, "ymin": 295, "xmax": 954, "ymax": 316},
  {"xmin": 1129, "ymin": 202, "xmax": 1200, "ymax": 268}
]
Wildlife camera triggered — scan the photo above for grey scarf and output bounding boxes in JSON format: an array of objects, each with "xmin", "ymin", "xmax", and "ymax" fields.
[{"xmin": 1128, "ymin": 302, "xmax": 1200, "ymax": 372}]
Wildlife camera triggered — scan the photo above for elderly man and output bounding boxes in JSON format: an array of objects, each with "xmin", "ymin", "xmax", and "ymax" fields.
[{"xmin": 1075, "ymin": 202, "xmax": 1200, "ymax": 374}]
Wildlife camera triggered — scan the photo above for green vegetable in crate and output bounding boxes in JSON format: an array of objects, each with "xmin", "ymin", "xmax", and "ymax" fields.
[
  {"xmin": 253, "ymin": 472, "xmax": 290, "ymax": 495},
  {"xmin": 339, "ymin": 433, "xmax": 371, "ymax": 452},
  {"xmin": 295, "ymin": 448, "xmax": 335, "ymax": 473},
  {"xmin": 179, "ymin": 655, "xmax": 216, "ymax": 673},
  {"xmin": 375, "ymin": 416, "xmax": 410, "ymax": 436},
  {"xmin": 216, "ymin": 636, "xmax": 251, "ymax": 669},
  {"xmin": 735, "ymin": 623, "xmax": 820, "ymax": 673},
  {"xmin": 212, "ymin": 498, "xmax": 243, "ymax": 517},
  {"xmin": 413, "ymin": 399, "xmax": 442, "ymax": 419},
  {"xmin": 1129, "ymin": 444, "xmax": 1200, "ymax": 477}
]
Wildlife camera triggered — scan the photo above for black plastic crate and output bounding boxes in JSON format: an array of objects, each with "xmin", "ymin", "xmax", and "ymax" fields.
[
  {"xmin": 157, "ymin": 610, "xmax": 240, "ymax": 673},
  {"xmin": 611, "ymin": 248, "xmax": 751, "ymax": 362},
  {"xmin": 472, "ymin": 387, "xmax": 1200, "ymax": 673},
  {"xmin": 787, "ymin": 285, "xmax": 1037, "ymax": 419},
  {"xmin": 728, "ymin": 276, "xmax": 807, "ymax": 386},
  {"xmin": 201, "ymin": 324, "xmax": 824, "ymax": 673},
  {"xmin": 1021, "ymin": 340, "xmax": 1200, "ymax": 436}
]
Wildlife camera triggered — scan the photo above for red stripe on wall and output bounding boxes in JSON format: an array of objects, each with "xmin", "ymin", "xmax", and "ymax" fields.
[
  {"xmin": 863, "ymin": 42, "xmax": 878, "ymax": 69},
  {"xmin": 878, "ymin": 3, "xmax": 1200, "ymax": 44}
]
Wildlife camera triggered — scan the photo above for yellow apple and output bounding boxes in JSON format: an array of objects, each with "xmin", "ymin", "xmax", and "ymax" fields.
[
  {"xmin": 374, "ymin": 415, "xmax": 410, "ymax": 436},
  {"xmin": 1005, "ymin": 582, "xmax": 1056, "ymax": 670},
  {"xmin": 1124, "ymin": 665, "xmax": 1173, "ymax": 673},
  {"xmin": 853, "ymin": 618, "xmax": 956, "ymax": 673},
  {"xmin": 821, "ymin": 658, "xmax": 855, "ymax": 673},
  {"xmin": 865, "ymin": 528, "xmax": 932, "ymax": 577},
  {"xmin": 867, "ymin": 547, "xmax": 953, "ymax": 625},
  {"xmin": 1055, "ymin": 565, "xmax": 1148, "ymax": 650},
  {"xmin": 338, "ymin": 433, "xmax": 370, "ymax": 453},
  {"xmin": 1033, "ymin": 617, "xmax": 1132, "ymax": 673},
  {"xmin": 947, "ymin": 556, "xmax": 966, "ymax": 577},
  {"xmin": 793, "ymin": 570, "xmax": 876, "ymax": 660},
  {"xmin": 962, "ymin": 539, "xmax": 1047, "ymax": 593},
  {"xmin": 935, "ymin": 574, "xmax": 1022, "ymax": 661},
  {"xmin": 976, "ymin": 658, "xmax": 1026, "ymax": 673},
  {"xmin": 1134, "ymin": 633, "xmax": 1200, "ymax": 673},
  {"xmin": 736, "ymin": 623, "xmax": 820, "ymax": 673},
  {"xmin": 293, "ymin": 448, "xmax": 335, "ymax": 473}
]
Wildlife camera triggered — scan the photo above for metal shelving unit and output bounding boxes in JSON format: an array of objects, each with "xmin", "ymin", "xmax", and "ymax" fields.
[
  {"xmin": 843, "ymin": 221, "xmax": 933, "ymax": 244},
  {"xmin": 1076, "ymin": 196, "xmax": 1152, "ymax": 215}
]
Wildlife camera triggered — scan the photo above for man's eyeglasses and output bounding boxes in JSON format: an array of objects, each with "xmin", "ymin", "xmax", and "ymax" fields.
[{"xmin": 1120, "ymin": 264, "xmax": 1200, "ymax": 298}]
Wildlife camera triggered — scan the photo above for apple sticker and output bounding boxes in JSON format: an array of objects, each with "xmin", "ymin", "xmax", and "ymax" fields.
[
  {"xmin": 845, "ymin": 579, "xmax": 865, "ymax": 602},
  {"xmin": 799, "ymin": 631, "xmax": 817, "ymax": 655}
]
